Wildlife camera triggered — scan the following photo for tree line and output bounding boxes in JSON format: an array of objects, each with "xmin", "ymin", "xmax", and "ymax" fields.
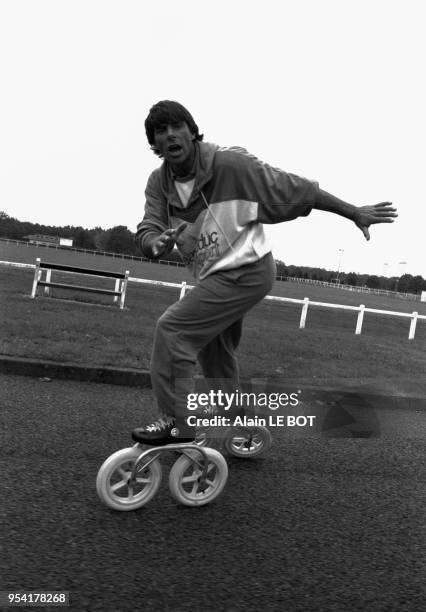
[
  {"xmin": 0, "ymin": 211, "xmax": 137, "ymax": 255},
  {"xmin": 1, "ymin": 211, "xmax": 424, "ymax": 295}
]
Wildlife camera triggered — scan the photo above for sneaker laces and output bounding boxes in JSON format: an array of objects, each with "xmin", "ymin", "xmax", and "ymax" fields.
[{"xmin": 144, "ymin": 416, "xmax": 175, "ymax": 433}]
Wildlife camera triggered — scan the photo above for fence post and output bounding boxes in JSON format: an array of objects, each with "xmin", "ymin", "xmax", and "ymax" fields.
[
  {"xmin": 408, "ymin": 312, "xmax": 418, "ymax": 340},
  {"xmin": 299, "ymin": 297, "xmax": 309, "ymax": 329},
  {"xmin": 179, "ymin": 281, "xmax": 187, "ymax": 300},
  {"xmin": 355, "ymin": 305, "xmax": 365, "ymax": 335},
  {"xmin": 31, "ymin": 258, "xmax": 41, "ymax": 298}
]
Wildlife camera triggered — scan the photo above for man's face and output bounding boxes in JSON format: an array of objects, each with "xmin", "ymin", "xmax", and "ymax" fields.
[{"xmin": 153, "ymin": 120, "xmax": 196, "ymax": 173}]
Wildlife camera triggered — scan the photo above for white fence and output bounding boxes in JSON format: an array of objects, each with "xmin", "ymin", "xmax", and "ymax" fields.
[
  {"xmin": 265, "ymin": 294, "xmax": 424, "ymax": 340},
  {"xmin": 281, "ymin": 275, "xmax": 420, "ymax": 301},
  {"xmin": 2, "ymin": 260, "xmax": 425, "ymax": 340},
  {"xmin": 129, "ymin": 277, "xmax": 426, "ymax": 340}
]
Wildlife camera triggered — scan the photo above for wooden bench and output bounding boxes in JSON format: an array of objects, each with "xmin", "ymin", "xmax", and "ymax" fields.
[{"xmin": 31, "ymin": 258, "xmax": 129, "ymax": 309}]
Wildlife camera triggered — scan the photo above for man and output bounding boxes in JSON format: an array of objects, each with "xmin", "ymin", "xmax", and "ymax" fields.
[{"xmin": 132, "ymin": 100, "xmax": 397, "ymax": 445}]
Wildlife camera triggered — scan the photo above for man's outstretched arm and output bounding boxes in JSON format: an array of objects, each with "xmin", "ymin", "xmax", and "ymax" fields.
[{"xmin": 314, "ymin": 190, "xmax": 398, "ymax": 240}]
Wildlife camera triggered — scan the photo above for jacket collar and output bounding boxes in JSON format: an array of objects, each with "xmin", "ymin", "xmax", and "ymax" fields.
[{"xmin": 159, "ymin": 141, "xmax": 219, "ymax": 207}]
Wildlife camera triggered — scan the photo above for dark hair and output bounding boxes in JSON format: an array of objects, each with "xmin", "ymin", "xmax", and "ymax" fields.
[{"xmin": 145, "ymin": 100, "xmax": 204, "ymax": 155}]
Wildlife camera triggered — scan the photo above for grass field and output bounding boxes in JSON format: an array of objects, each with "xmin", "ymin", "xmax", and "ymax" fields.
[{"xmin": 1, "ymin": 258, "xmax": 425, "ymax": 396}]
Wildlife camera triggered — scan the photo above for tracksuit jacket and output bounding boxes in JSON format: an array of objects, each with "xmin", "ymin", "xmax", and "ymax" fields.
[{"xmin": 136, "ymin": 142, "xmax": 320, "ymax": 280}]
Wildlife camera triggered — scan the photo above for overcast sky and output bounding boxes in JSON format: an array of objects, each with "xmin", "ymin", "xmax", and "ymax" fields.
[{"xmin": 1, "ymin": 0, "xmax": 424, "ymax": 277}]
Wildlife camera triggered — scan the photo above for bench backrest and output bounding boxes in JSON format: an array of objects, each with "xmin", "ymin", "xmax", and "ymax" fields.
[{"xmin": 39, "ymin": 261, "xmax": 127, "ymax": 279}]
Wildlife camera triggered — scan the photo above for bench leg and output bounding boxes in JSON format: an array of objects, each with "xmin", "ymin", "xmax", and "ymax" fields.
[
  {"xmin": 113, "ymin": 278, "xmax": 120, "ymax": 304},
  {"xmin": 119, "ymin": 272, "xmax": 129, "ymax": 309},
  {"xmin": 44, "ymin": 269, "xmax": 51, "ymax": 296}
]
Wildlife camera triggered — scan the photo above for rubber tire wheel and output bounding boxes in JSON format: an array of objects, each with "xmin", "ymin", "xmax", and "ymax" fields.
[
  {"xmin": 168, "ymin": 448, "xmax": 228, "ymax": 506},
  {"xmin": 223, "ymin": 425, "xmax": 273, "ymax": 458},
  {"xmin": 96, "ymin": 447, "xmax": 162, "ymax": 511}
]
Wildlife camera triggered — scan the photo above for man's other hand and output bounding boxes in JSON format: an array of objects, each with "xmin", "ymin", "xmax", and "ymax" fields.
[
  {"xmin": 354, "ymin": 202, "xmax": 398, "ymax": 241},
  {"xmin": 151, "ymin": 222, "xmax": 188, "ymax": 256}
]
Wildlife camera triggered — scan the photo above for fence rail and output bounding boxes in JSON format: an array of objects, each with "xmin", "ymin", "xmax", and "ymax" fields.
[
  {"xmin": 282, "ymin": 275, "xmax": 420, "ymax": 300},
  {"xmin": 265, "ymin": 294, "xmax": 424, "ymax": 340},
  {"xmin": 3, "ymin": 260, "xmax": 424, "ymax": 340}
]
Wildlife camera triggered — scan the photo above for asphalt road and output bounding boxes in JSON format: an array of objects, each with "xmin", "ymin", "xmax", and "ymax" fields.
[{"xmin": 1, "ymin": 374, "xmax": 426, "ymax": 612}]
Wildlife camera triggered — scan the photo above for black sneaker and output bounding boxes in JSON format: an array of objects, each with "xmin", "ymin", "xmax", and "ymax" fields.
[{"xmin": 131, "ymin": 416, "xmax": 195, "ymax": 445}]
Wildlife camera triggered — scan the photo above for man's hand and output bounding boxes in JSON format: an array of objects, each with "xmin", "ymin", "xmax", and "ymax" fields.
[
  {"xmin": 151, "ymin": 222, "xmax": 188, "ymax": 257},
  {"xmin": 353, "ymin": 202, "xmax": 398, "ymax": 241}
]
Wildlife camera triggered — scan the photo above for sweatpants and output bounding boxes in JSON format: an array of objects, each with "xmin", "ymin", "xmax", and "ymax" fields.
[{"xmin": 150, "ymin": 252, "xmax": 276, "ymax": 435}]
